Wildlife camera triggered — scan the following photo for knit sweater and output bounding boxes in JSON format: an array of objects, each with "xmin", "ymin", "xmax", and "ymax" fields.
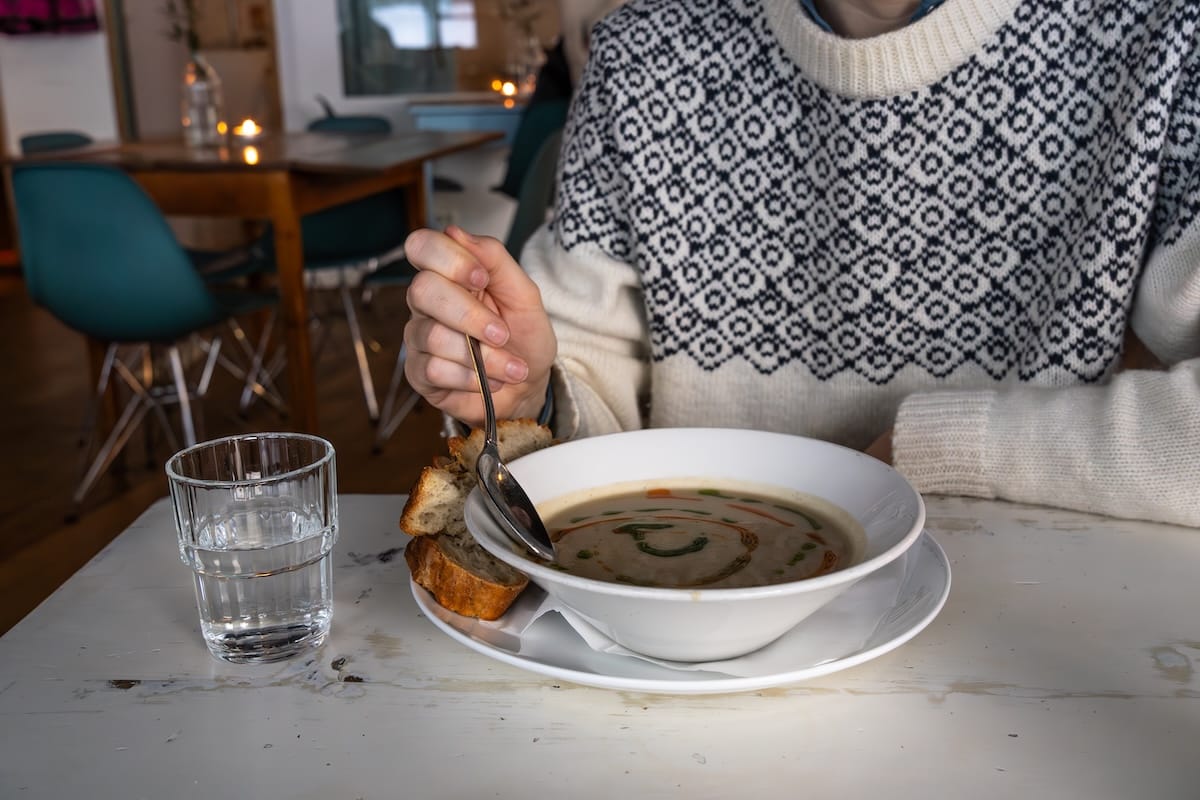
[{"xmin": 520, "ymin": 0, "xmax": 1200, "ymax": 527}]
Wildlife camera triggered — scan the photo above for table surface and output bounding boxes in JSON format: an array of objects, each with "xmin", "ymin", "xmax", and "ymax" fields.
[
  {"xmin": 12, "ymin": 130, "xmax": 504, "ymax": 175},
  {"xmin": 1, "ymin": 494, "xmax": 1196, "ymax": 799}
]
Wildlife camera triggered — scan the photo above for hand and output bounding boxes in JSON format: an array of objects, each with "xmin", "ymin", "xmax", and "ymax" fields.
[
  {"xmin": 403, "ymin": 226, "xmax": 558, "ymax": 427},
  {"xmin": 865, "ymin": 428, "xmax": 893, "ymax": 465}
]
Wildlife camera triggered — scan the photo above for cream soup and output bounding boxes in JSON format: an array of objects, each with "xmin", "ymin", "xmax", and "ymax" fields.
[{"xmin": 540, "ymin": 482, "xmax": 865, "ymax": 589}]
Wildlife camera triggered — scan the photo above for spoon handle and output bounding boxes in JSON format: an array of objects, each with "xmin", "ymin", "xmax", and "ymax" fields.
[{"xmin": 466, "ymin": 334, "xmax": 499, "ymax": 447}]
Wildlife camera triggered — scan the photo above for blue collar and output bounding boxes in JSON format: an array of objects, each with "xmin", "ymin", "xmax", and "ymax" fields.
[{"xmin": 799, "ymin": 0, "xmax": 947, "ymax": 33}]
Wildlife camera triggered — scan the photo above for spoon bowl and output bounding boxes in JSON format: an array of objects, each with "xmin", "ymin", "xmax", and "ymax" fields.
[{"xmin": 466, "ymin": 334, "xmax": 556, "ymax": 561}]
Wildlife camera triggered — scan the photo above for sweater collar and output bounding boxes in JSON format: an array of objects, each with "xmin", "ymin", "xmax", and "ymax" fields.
[
  {"xmin": 764, "ymin": 0, "xmax": 1023, "ymax": 99},
  {"xmin": 798, "ymin": 0, "xmax": 949, "ymax": 33}
]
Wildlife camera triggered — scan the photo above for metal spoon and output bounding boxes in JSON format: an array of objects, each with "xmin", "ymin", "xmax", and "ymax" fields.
[{"xmin": 466, "ymin": 334, "xmax": 556, "ymax": 561}]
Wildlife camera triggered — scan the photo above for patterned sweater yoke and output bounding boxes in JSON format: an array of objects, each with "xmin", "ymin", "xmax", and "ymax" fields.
[{"xmin": 519, "ymin": 0, "xmax": 1200, "ymax": 527}]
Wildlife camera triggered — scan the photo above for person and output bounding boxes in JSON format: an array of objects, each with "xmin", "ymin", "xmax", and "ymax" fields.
[
  {"xmin": 403, "ymin": 0, "xmax": 1200, "ymax": 528},
  {"xmin": 559, "ymin": 0, "xmax": 627, "ymax": 85},
  {"xmin": 495, "ymin": 0, "xmax": 627, "ymax": 199}
]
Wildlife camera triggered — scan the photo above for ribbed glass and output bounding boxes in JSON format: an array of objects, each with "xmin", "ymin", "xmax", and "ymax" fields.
[{"xmin": 166, "ymin": 433, "xmax": 338, "ymax": 663}]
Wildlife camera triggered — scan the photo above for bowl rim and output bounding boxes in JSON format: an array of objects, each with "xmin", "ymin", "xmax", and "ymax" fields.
[{"xmin": 466, "ymin": 429, "xmax": 927, "ymax": 602}]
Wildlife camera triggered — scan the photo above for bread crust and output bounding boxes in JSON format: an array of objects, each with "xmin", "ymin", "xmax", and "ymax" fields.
[
  {"xmin": 405, "ymin": 535, "xmax": 528, "ymax": 621},
  {"xmin": 399, "ymin": 419, "xmax": 552, "ymax": 620}
]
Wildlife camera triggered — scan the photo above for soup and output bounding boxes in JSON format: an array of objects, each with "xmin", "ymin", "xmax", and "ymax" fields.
[{"xmin": 540, "ymin": 481, "xmax": 865, "ymax": 589}]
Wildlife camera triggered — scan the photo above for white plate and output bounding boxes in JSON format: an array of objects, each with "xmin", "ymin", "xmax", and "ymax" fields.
[{"xmin": 412, "ymin": 531, "xmax": 950, "ymax": 695}]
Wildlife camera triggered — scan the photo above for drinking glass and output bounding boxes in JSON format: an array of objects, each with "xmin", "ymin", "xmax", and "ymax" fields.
[{"xmin": 166, "ymin": 433, "xmax": 338, "ymax": 663}]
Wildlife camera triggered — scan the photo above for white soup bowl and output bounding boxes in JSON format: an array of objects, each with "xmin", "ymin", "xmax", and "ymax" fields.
[{"xmin": 465, "ymin": 428, "xmax": 924, "ymax": 662}]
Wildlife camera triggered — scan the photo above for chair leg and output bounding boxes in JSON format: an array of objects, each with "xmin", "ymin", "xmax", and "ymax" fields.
[
  {"xmin": 168, "ymin": 345, "xmax": 197, "ymax": 447},
  {"xmin": 207, "ymin": 317, "xmax": 285, "ymax": 417},
  {"xmin": 441, "ymin": 410, "xmax": 467, "ymax": 440},
  {"xmin": 230, "ymin": 312, "xmax": 286, "ymax": 415},
  {"xmin": 71, "ymin": 403, "xmax": 151, "ymax": 509},
  {"xmin": 373, "ymin": 343, "xmax": 417, "ymax": 451},
  {"xmin": 113, "ymin": 352, "xmax": 181, "ymax": 455},
  {"xmin": 68, "ymin": 341, "xmax": 211, "ymax": 517},
  {"xmin": 341, "ymin": 283, "xmax": 380, "ymax": 422},
  {"xmin": 197, "ymin": 335, "xmax": 221, "ymax": 397},
  {"xmin": 71, "ymin": 390, "xmax": 149, "ymax": 512},
  {"xmin": 77, "ymin": 342, "xmax": 118, "ymax": 451}
]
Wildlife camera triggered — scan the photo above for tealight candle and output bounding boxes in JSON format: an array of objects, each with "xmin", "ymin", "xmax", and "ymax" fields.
[{"xmin": 232, "ymin": 118, "xmax": 262, "ymax": 144}]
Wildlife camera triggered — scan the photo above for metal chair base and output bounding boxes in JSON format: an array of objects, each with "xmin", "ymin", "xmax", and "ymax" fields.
[
  {"xmin": 70, "ymin": 341, "xmax": 216, "ymax": 517},
  {"xmin": 371, "ymin": 343, "xmax": 423, "ymax": 452}
]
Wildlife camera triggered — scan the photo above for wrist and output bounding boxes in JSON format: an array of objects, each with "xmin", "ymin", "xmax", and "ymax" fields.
[{"xmin": 512, "ymin": 376, "xmax": 553, "ymax": 422}]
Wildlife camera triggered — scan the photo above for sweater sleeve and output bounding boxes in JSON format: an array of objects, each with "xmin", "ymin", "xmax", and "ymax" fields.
[
  {"xmin": 893, "ymin": 41, "xmax": 1200, "ymax": 528},
  {"xmin": 520, "ymin": 13, "xmax": 653, "ymax": 439},
  {"xmin": 892, "ymin": 360, "xmax": 1200, "ymax": 527},
  {"xmin": 521, "ymin": 227, "xmax": 651, "ymax": 439}
]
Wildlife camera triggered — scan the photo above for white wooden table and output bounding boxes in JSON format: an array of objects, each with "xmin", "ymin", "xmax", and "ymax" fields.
[{"xmin": 1, "ymin": 494, "xmax": 1196, "ymax": 798}]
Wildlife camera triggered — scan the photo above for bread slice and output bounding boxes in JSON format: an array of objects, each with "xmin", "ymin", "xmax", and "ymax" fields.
[
  {"xmin": 400, "ymin": 419, "xmax": 553, "ymax": 538},
  {"xmin": 447, "ymin": 420, "xmax": 553, "ymax": 475},
  {"xmin": 400, "ymin": 419, "xmax": 553, "ymax": 619},
  {"xmin": 400, "ymin": 465, "xmax": 474, "ymax": 538},
  {"xmin": 405, "ymin": 532, "xmax": 528, "ymax": 621}
]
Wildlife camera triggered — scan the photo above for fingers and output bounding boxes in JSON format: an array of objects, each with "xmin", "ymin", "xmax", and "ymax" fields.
[
  {"xmin": 443, "ymin": 226, "xmax": 543, "ymax": 313},
  {"xmin": 402, "ymin": 225, "xmax": 556, "ymax": 423},
  {"xmin": 404, "ymin": 227, "xmax": 491, "ymax": 291},
  {"xmin": 405, "ymin": 227, "xmax": 519, "ymax": 346},
  {"xmin": 404, "ymin": 315, "xmax": 528, "ymax": 389},
  {"xmin": 401, "ymin": 323, "xmax": 517, "ymax": 428},
  {"xmin": 407, "ymin": 267, "xmax": 512, "ymax": 349}
]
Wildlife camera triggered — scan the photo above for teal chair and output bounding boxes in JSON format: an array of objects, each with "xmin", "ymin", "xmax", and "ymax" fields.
[
  {"xmin": 503, "ymin": 128, "xmax": 564, "ymax": 261},
  {"xmin": 495, "ymin": 99, "xmax": 569, "ymax": 200},
  {"xmin": 12, "ymin": 163, "xmax": 278, "ymax": 514},
  {"xmin": 19, "ymin": 130, "xmax": 93, "ymax": 154},
  {"xmin": 366, "ymin": 126, "xmax": 565, "ymax": 450},
  {"xmin": 20, "ymin": 130, "xmax": 266, "ymax": 283}
]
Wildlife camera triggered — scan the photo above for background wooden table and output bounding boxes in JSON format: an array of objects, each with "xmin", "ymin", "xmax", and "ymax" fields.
[{"xmin": 18, "ymin": 130, "xmax": 502, "ymax": 432}]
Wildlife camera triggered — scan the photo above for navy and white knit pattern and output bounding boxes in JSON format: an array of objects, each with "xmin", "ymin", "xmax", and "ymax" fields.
[{"xmin": 552, "ymin": 0, "xmax": 1200, "ymax": 384}]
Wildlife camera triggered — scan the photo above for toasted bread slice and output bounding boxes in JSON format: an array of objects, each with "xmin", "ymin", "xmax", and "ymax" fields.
[
  {"xmin": 399, "ymin": 464, "xmax": 474, "ymax": 537},
  {"xmin": 400, "ymin": 418, "xmax": 552, "ymax": 620},
  {"xmin": 405, "ymin": 532, "xmax": 529, "ymax": 621},
  {"xmin": 447, "ymin": 419, "xmax": 553, "ymax": 473},
  {"xmin": 400, "ymin": 419, "xmax": 554, "ymax": 538}
]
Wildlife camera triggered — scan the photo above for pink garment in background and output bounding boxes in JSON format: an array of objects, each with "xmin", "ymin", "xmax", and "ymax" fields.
[{"xmin": 0, "ymin": 0, "xmax": 100, "ymax": 34}]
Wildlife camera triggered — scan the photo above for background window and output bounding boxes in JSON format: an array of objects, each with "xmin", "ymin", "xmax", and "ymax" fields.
[{"xmin": 339, "ymin": 0, "xmax": 559, "ymax": 96}]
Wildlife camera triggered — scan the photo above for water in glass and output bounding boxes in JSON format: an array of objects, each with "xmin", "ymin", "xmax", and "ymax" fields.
[
  {"xmin": 167, "ymin": 433, "xmax": 337, "ymax": 664},
  {"xmin": 179, "ymin": 496, "xmax": 335, "ymax": 663}
]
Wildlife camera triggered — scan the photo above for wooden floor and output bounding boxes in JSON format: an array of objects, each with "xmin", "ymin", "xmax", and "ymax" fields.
[{"xmin": 0, "ymin": 272, "xmax": 448, "ymax": 634}]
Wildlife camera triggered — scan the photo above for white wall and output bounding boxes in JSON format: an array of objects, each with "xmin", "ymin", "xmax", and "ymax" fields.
[
  {"xmin": 121, "ymin": 1, "xmax": 277, "ymax": 140},
  {"xmin": 120, "ymin": 1, "xmax": 189, "ymax": 140},
  {"xmin": 0, "ymin": 10, "xmax": 118, "ymax": 154}
]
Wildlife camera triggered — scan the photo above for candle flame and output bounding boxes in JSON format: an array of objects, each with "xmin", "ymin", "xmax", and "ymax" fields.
[
  {"xmin": 233, "ymin": 118, "xmax": 261, "ymax": 137},
  {"xmin": 243, "ymin": 145, "xmax": 259, "ymax": 165}
]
